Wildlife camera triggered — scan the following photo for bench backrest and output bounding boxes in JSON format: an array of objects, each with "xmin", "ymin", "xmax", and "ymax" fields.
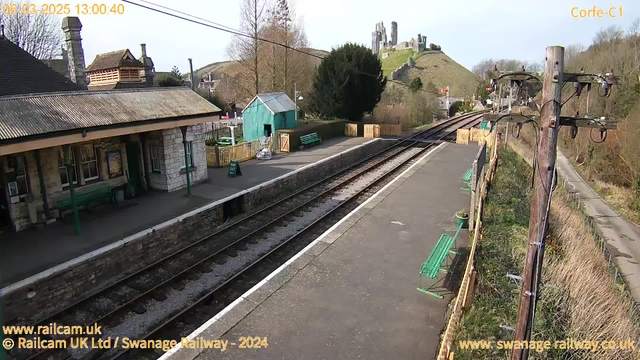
[
  {"xmin": 300, "ymin": 132, "xmax": 319, "ymax": 141},
  {"xmin": 57, "ymin": 186, "xmax": 111, "ymax": 204}
]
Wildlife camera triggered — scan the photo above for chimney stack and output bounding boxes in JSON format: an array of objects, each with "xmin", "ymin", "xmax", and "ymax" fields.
[
  {"xmin": 61, "ymin": 17, "xmax": 86, "ymax": 88},
  {"xmin": 138, "ymin": 43, "xmax": 155, "ymax": 85}
]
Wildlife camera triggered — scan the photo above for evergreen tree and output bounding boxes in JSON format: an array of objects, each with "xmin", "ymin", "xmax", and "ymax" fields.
[
  {"xmin": 170, "ymin": 66, "xmax": 181, "ymax": 79},
  {"xmin": 409, "ymin": 77, "xmax": 423, "ymax": 93},
  {"xmin": 311, "ymin": 43, "xmax": 386, "ymax": 121}
]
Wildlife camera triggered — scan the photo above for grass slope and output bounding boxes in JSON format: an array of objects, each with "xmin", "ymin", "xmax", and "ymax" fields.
[
  {"xmin": 454, "ymin": 147, "xmax": 640, "ymax": 360},
  {"xmin": 381, "ymin": 51, "xmax": 479, "ymax": 98},
  {"xmin": 194, "ymin": 48, "xmax": 329, "ymax": 80}
]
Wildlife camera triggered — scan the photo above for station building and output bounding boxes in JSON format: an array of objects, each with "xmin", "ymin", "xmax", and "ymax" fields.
[{"xmin": 0, "ymin": 18, "xmax": 220, "ymax": 232}]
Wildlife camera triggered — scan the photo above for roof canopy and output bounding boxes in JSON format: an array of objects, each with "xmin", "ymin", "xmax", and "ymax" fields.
[
  {"xmin": 86, "ymin": 49, "xmax": 144, "ymax": 72},
  {"xmin": 0, "ymin": 87, "xmax": 221, "ymax": 142},
  {"xmin": 242, "ymin": 92, "xmax": 297, "ymax": 114}
]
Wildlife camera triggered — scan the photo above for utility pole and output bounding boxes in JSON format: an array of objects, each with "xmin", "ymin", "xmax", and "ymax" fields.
[
  {"xmin": 294, "ymin": 83, "xmax": 298, "ymax": 127},
  {"xmin": 188, "ymin": 58, "xmax": 195, "ymax": 91},
  {"xmin": 446, "ymin": 85, "xmax": 450, "ymax": 118},
  {"xmin": 511, "ymin": 46, "xmax": 564, "ymax": 360}
]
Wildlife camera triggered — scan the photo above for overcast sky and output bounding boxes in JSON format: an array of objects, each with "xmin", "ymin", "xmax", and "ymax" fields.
[{"xmin": 35, "ymin": 0, "xmax": 638, "ymax": 72}]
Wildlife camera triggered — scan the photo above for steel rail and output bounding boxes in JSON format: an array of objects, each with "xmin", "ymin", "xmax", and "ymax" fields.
[
  {"xmin": 107, "ymin": 114, "xmax": 483, "ymax": 360},
  {"xmin": 14, "ymin": 112, "xmax": 482, "ymax": 360}
]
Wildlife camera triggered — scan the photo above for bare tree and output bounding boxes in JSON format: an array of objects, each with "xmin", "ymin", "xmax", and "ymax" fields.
[
  {"xmin": 227, "ymin": 0, "xmax": 267, "ymax": 99},
  {"xmin": 629, "ymin": 19, "xmax": 640, "ymax": 38},
  {"xmin": 471, "ymin": 59, "xmax": 495, "ymax": 80},
  {"xmin": 0, "ymin": 1, "xmax": 62, "ymax": 59},
  {"xmin": 593, "ymin": 25, "xmax": 624, "ymax": 45},
  {"xmin": 260, "ymin": 0, "xmax": 310, "ymax": 97},
  {"xmin": 564, "ymin": 44, "xmax": 585, "ymax": 69}
]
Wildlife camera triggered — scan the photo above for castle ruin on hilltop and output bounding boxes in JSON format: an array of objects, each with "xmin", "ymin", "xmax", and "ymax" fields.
[{"xmin": 371, "ymin": 21, "xmax": 427, "ymax": 56}]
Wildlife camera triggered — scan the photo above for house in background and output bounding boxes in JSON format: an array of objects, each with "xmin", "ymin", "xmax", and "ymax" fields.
[
  {"xmin": 85, "ymin": 45, "xmax": 155, "ymax": 91},
  {"xmin": 242, "ymin": 93, "xmax": 298, "ymax": 142},
  {"xmin": 0, "ymin": 17, "xmax": 220, "ymax": 232}
]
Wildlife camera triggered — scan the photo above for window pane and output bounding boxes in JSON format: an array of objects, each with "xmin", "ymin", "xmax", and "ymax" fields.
[
  {"xmin": 60, "ymin": 167, "xmax": 69, "ymax": 185},
  {"xmin": 17, "ymin": 177, "xmax": 28, "ymax": 194},
  {"xmin": 82, "ymin": 163, "xmax": 90, "ymax": 179},
  {"xmin": 89, "ymin": 161, "xmax": 98, "ymax": 178}
]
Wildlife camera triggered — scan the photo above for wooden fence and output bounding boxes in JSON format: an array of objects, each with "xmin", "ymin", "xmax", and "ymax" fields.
[
  {"xmin": 345, "ymin": 123, "xmax": 358, "ymax": 137},
  {"xmin": 206, "ymin": 140, "xmax": 264, "ymax": 167},
  {"xmin": 437, "ymin": 130, "xmax": 499, "ymax": 360},
  {"xmin": 380, "ymin": 124, "xmax": 402, "ymax": 136}
]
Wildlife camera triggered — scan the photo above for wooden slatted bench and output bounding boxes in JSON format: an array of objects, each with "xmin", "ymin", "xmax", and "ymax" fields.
[
  {"xmin": 417, "ymin": 223, "xmax": 463, "ymax": 298},
  {"xmin": 299, "ymin": 132, "xmax": 322, "ymax": 149},
  {"xmin": 461, "ymin": 167, "xmax": 473, "ymax": 192},
  {"xmin": 56, "ymin": 185, "xmax": 114, "ymax": 219}
]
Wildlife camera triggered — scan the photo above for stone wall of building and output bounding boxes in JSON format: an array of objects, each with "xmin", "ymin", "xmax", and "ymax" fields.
[
  {"xmin": 161, "ymin": 124, "xmax": 208, "ymax": 192},
  {"xmin": 2, "ymin": 138, "xmax": 130, "ymax": 231},
  {"xmin": 145, "ymin": 131, "xmax": 168, "ymax": 190},
  {"xmin": 1, "ymin": 138, "xmax": 391, "ymax": 324}
]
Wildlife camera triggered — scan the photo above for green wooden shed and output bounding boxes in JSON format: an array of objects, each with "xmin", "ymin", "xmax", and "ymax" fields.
[{"xmin": 242, "ymin": 92, "xmax": 297, "ymax": 142}]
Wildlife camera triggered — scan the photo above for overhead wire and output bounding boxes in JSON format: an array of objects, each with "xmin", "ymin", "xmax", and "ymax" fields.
[{"xmin": 121, "ymin": 0, "xmax": 461, "ymax": 98}]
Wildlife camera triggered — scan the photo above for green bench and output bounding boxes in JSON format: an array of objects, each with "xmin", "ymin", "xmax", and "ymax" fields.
[
  {"xmin": 461, "ymin": 167, "xmax": 473, "ymax": 192},
  {"xmin": 417, "ymin": 223, "xmax": 463, "ymax": 298},
  {"xmin": 299, "ymin": 132, "xmax": 322, "ymax": 149},
  {"xmin": 56, "ymin": 185, "xmax": 114, "ymax": 219}
]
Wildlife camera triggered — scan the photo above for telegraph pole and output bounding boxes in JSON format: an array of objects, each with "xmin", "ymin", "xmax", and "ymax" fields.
[{"xmin": 511, "ymin": 46, "xmax": 564, "ymax": 360}]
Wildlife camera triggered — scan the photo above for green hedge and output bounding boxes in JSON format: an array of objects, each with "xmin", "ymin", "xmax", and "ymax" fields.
[{"xmin": 276, "ymin": 120, "xmax": 346, "ymax": 151}]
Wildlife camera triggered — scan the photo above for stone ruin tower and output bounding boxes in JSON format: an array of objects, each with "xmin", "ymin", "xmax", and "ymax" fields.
[
  {"xmin": 390, "ymin": 22, "xmax": 397, "ymax": 47},
  {"xmin": 372, "ymin": 21, "xmax": 397, "ymax": 55}
]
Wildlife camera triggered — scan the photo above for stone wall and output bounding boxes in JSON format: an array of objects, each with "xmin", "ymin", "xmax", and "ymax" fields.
[
  {"xmin": 2, "ymin": 139, "xmax": 130, "ymax": 231},
  {"xmin": 0, "ymin": 138, "xmax": 391, "ymax": 324},
  {"xmin": 162, "ymin": 125, "xmax": 208, "ymax": 192}
]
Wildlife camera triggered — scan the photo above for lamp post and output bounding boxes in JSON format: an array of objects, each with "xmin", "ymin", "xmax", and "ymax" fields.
[{"xmin": 294, "ymin": 83, "xmax": 303, "ymax": 128}]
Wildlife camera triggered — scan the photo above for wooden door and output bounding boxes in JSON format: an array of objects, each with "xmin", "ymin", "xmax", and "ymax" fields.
[{"xmin": 280, "ymin": 133, "xmax": 290, "ymax": 152}]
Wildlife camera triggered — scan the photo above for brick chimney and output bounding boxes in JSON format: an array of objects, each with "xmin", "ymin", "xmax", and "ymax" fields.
[
  {"xmin": 61, "ymin": 17, "xmax": 86, "ymax": 88},
  {"xmin": 139, "ymin": 43, "xmax": 155, "ymax": 85}
]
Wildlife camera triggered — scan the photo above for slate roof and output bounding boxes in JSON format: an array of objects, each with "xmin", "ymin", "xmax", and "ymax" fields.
[
  {"xmin": 42, "ymin": 59, "xmax": 69, "ymax": 78},
  {"xmin": 86, "ymin": 49, "xmax": 144, "ymax": 72},
  {"xmin": 0, "ymin": 36, "xmax": 81, "ymax": 96},
  {"xmin": 242, "ymin": 92, "xmax": 297, "ymax": 114},
  {"xmin": 0, "ymin": 87, "xmax": 221, "ymax": 142}
]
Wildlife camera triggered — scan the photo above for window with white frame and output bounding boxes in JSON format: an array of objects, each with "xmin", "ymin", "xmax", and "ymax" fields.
[
  {"xmin": 180, "ymin": 141, "xmax": 193, "ymax": 169},
  {"xmin": 79, "ymin": 144, "xmax": 100, "ymax": 181},
  {"xmin": 58, "ymin": 148, "xmax": 77, "ymax": 187},
  {"xmin": 7, "ymin": 155, "xmax": 30, "ymax": 196},
  {"xmin": 150, "ymin": 145, "xmax": 162, "ymax": 173}
]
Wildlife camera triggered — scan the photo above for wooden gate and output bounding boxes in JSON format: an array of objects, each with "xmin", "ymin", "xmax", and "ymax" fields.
[
  {"xmin": 280, "ymin": 133, "xmax": 290, "ymax": 152},
  {"xmin": 364, "ymin": 124, "xmax": 381, "ymax": 138}
]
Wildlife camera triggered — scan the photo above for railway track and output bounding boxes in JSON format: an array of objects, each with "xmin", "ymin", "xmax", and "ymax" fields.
[{"xmin": 6, "ymin": 112, "xmax": 483, "ymax": 360}]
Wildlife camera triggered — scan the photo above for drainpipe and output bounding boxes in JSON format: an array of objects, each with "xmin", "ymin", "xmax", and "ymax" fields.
[
  {"xmin": 34, "ymin": 149, "xmax": 50, "ymax": 220},
  {"xmin": 64, "ymin": 145, "xmax": 81, "ymax": 235},
  {"xmin": 180, "ymin": 126, "xmax": 192, "ymax": 196}
]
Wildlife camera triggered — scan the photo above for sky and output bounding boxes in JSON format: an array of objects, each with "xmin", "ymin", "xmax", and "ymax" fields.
[{"xmin": 29, "ymin": 0, "xmax": 639, "ymax": 73}]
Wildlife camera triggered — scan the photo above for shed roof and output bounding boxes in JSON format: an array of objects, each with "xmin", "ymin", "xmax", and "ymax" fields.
[
  {"xmin": 86, "ymin": 49, "xmax": 144, "ymax": 72},
  {"xmin": 242, "ymin": 92, "xmax": 297, "ymax": 114},
  {"xmin": 0, "ymin": 36, "xmax": 81, "ymax": 96},
  {"xmin": 0, "ymin": 87, "xmax": 221, "ymax": 142}
]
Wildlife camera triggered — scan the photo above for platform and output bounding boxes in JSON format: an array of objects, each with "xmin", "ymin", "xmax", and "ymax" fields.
[
  {"xmin": 163, "ymin": 142, "xmax": 478, "ymax": 360},
  {"xmin": 0, "ymin": 137, "xmax": 372, "ymax": 288}
]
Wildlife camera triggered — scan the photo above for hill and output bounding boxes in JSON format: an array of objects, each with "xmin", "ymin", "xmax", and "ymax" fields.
[
  {"xmin": 194, "ymin": 48, "xmax": 329, "ymax": 80},
  {"xmin": 381, "ymin": 49, "xmax": 480, "ymax": 98}
]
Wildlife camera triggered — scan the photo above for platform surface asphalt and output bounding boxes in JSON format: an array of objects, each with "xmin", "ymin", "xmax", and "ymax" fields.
[
  {"xmin": 557, "ymin": 150, "xmax": 640, "ymax": 302},
  {"xmin": 184, "ymin": 143, "xmax": 479, "ymax": 360},
  {"xmin": 0, "ymin": 137, "xmax": 371, "ymax": 288}
]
